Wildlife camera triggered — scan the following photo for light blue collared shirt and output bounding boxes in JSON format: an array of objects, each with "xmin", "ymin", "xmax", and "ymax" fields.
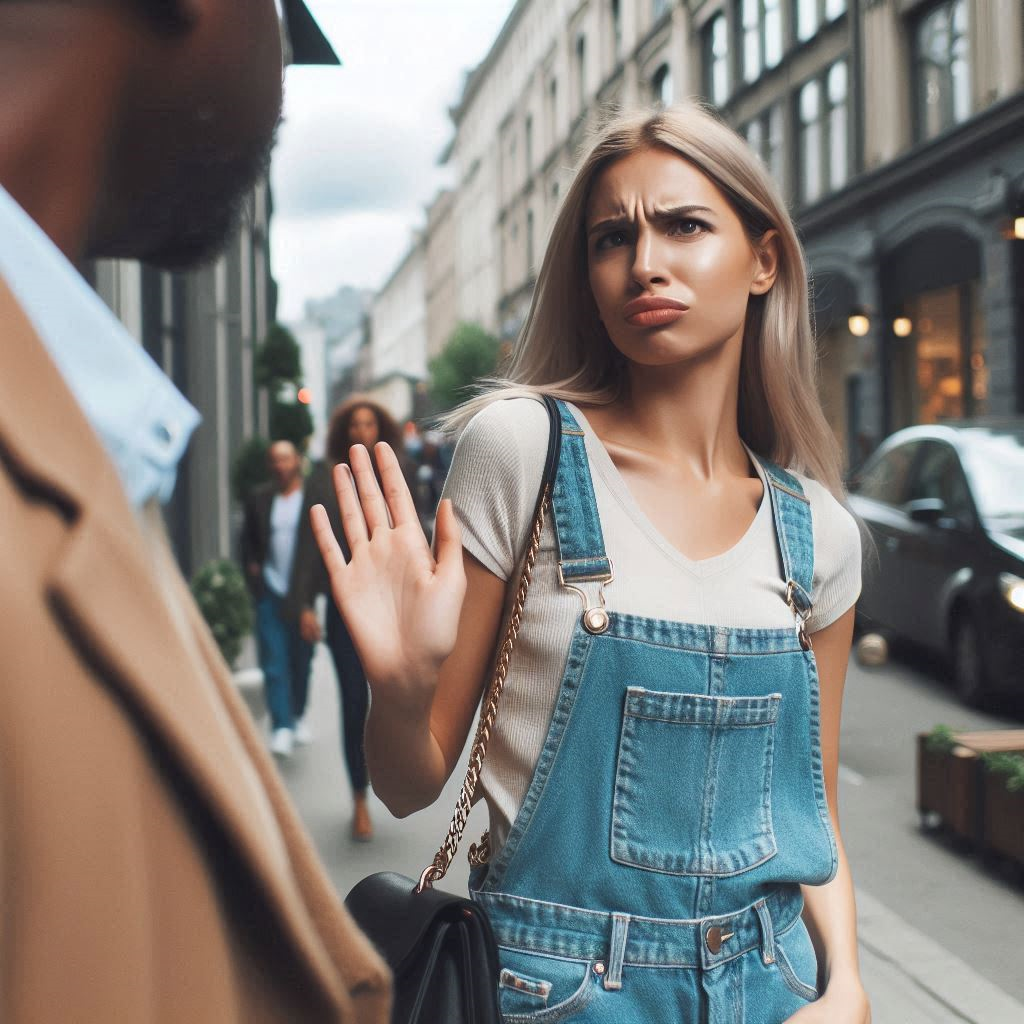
[{"xmin": 0, "ymin": 184, "xmax": 200, "ymax": 508}]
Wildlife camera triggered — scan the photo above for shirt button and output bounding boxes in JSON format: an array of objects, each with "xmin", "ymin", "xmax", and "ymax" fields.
[{"xmin": 155, "ymin": 420, "xmax": 180, "ymax": 448}]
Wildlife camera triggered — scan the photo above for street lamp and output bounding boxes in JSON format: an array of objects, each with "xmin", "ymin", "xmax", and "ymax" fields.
[
  {"xmin": 893, "ymin": 315, "xmax": 913, "ymax": 338},
  {"xmin": 848, "ymin": 308, "xmax": 871, "ymax": 337}
]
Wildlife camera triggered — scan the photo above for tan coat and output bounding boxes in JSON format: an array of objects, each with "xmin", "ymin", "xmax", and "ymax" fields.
[{"xmin": 0, "ymin": 278, "xmax": 391, "ymax": 1022}]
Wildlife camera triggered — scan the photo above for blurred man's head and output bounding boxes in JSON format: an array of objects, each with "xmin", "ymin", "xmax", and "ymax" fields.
[
  {"xmin": 267, "ymin": 440, "xmax": 302, "ymax": 490},
  {"xmin": 0, "ymin": 0, "xmax": 284, "ymax": 268}
]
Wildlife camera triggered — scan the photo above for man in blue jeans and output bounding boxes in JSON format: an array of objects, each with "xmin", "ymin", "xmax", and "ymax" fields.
[{"xmin": 241, "ymin": 440, "xmax": 322, "ymax": 757}]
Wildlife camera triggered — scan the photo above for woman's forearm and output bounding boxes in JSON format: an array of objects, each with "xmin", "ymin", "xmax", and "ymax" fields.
[
  {"xmin": 364, "ymin": 682, "xmax": 449, "ymax": 817},
  {"xmin": 800, "ymin": 823, "xmax": 863, "ymax": 991}
]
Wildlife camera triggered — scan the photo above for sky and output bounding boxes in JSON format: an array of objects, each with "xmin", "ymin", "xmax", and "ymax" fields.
[{"xmin": 270, "ymin": 0, "xmax": 517, "ymax": 324}]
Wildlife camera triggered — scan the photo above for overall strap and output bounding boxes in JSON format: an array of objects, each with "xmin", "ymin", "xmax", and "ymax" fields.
[
  {"xmin": 551, "ymin": 401, "xmax": 614, "ymax": 634},
  {"xmin": 758, "ymin": 456, "xmax": 816, "ymax": 649}
]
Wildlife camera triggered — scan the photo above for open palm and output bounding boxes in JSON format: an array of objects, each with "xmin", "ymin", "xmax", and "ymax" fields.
[{"xmin": 310, "ymin": 443, "xmax": 466, "ymax": 701}]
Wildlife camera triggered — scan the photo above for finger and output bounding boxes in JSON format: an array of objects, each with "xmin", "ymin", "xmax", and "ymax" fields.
[
  {"xmin": 375, "ymin": 442, "xmax": 419, "ymax": 528},
  {"xmin": 310, "ymin": 503, "xmax": 349, "ymax": 580},
  {"xmin": 433, "ymin": 499, "xmax": 466, "ymax": 587},
  {"xmin": 348, "ymin": 444, "xmax": 389, "ymax": 535},
  {"xmin": 334, "ymin": 462, "xmax": 370, "ymax": 551}
]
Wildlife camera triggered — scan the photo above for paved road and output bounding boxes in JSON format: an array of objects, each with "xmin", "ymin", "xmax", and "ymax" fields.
[{"xmin": 269, "ymin": 642, "xmax": 1024, "ymax": 1021}]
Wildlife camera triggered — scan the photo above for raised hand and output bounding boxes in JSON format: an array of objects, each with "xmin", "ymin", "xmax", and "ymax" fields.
[{"xmin": 310, "ymin": 442, "xmax": 467, "ymax": 707}]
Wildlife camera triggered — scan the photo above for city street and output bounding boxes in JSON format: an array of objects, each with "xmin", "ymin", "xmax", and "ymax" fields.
[{"xmin": 276, "ymin": 642, "xmax": 1024, "ymax": 1022}]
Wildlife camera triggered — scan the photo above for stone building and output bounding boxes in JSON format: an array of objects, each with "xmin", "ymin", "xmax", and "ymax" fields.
[{"xmin": 427, "ymin": 0, "xmax": 1023, "ymax": 468}]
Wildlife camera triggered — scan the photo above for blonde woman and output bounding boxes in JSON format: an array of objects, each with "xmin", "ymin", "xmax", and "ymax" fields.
[{"xmin": 313, "ymin": 104, "xmax": 870, "ymax": 1023}]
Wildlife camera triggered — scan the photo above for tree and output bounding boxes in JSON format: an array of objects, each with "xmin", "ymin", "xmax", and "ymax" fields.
[
  {"xmin": 231, "ymin": 436, "xmax": 271, "ymax": 504},
  {"xmin": 254, "ymin": 322, "xmax": 313, "ymax": 450},
  {"xmin": 255, "ymin": 323, "xmax": 302, "ymax": 387},
  {"xmin": 428, "ymin": 322, "xmax": 501, "ymax": 413}
]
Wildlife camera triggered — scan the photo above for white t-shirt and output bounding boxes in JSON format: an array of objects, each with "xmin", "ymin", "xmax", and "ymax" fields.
[
  {"xmin": 263, "ymin": 488, "xmax": 304, "ymax": 598},
  {"xmin": 441, "ymin": 397, "xmax": 862, "ymax": 855}
]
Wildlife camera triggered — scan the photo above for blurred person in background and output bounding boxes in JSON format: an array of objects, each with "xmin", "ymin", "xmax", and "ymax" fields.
[
  {"xmin": 0, "ymin": 2, "xmax": 389, "ymax": 1021},
  {"xmin": 313, "ymin": 104, "xmax": 869, "ymax": 1023},
  {"xmin": 240, "ymin": 439, "xmax": 320, "ymax": 758},
  {"xmin": 292, "ymin": 397, "xmax": 406, "ymax": 841}
]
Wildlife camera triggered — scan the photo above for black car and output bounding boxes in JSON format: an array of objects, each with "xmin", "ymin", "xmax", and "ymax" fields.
[{"xmin": 848, "ymin": 420, "xmax": 1024, "ymax": 706}]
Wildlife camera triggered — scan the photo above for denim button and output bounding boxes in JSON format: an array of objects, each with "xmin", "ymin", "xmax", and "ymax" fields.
[
  {"xmin": 583, "ymin": 608, "xmax": 609, "ymax": 634},
  {"xmin": 592, "ymin": 962, "xmax": 606, "ymax": 976},
  {"xmin": 705, "ymin": 926, "xmax": 735, "ymax": 955}
]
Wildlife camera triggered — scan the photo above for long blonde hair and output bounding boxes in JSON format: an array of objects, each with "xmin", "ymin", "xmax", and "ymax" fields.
[{"xmin": 445, "ymin": 102, "xmax": 844, "ymax": 498}]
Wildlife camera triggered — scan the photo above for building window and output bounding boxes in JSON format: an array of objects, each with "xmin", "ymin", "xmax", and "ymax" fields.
[
  {"xmin": 652, "ymin": 0, "xmax": 670, "ymax": 22},
  {"xmin": 704, "ymin": 13, "xmax": 730, "ymax": 106},
  {"xmin": 827, "ymin": 60, "xmax": 848, "ymax": 191},
  {"xmin": 525, "ymin": 114, "xmax": 533, "ymax": 175},
  {"xmin": 526, "ymin": 209, "xmax": 535, "ymax": 276},
  {"xmin": 915, "ymin": 0, "xmax": 971, "ymax": 141},
  {"xmin": 795, "ymin": 0, "xmax": 847, "ymax": 43},
  {"xmin": 741, "ymin": 0, "xmax": 783, "ymax": 84},
  {"xmin": 798, "ymin": 58, "xmax": 848, "ymax": 204},
  {"xmin": 547, "ymin": 77, "xmax": 558, "ymax": 148},
  {"xmin": 743, "ymin": 103, "xmax": 784, "ymax": 183},
  {"xmin": 652, "ymin": 63, "xmax": 673, "ymax": 106},
  {"xmin": 576, "ymin": 35, "xmax": 587, "ymax": 111},
  {"xmin": 611, "ymin": 0, "xmax": 623, "ymax": 59}
]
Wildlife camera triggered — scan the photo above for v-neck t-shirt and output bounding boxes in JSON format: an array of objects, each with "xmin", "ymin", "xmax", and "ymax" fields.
[{"xmin": 441, "ymin": 396, "xmax": 862, "ymax": 855}]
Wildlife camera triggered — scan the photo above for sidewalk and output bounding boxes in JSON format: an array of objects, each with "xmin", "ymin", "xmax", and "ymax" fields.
[{"xmin": 270, "ymin": 646, "xmax": 1024, "ymax": 1023}]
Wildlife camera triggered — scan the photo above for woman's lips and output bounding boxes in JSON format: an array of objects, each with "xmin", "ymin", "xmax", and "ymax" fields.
[{"xmin": 625, "ymin": 306, "xmax": 688, "ymax": 327}]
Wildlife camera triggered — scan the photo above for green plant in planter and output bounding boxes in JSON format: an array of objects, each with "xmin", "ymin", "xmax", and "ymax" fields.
[
  {"xmin": 981, "ymin": 752, "xmax": 1024, "ymax": 793},
  {"xmin": 925, "ymin": 724, "xmax": 958, "ymax": 755},
  {"xmin": 190, "ymin": 559, "xmax": 252, "ymax": 667}
]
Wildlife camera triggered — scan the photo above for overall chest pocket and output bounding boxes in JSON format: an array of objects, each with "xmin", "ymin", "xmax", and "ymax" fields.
[{"xmin": 610, "ymin": 688, "xmax": 781, "ymax": 876}]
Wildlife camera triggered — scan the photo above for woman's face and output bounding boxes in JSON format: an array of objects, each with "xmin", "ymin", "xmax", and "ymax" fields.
[
  {"xmin": 586, "ymin": 147, "xmax": 777, "ymax": 370},
  {"xmin": 348, "ymin": 407, "xmax": 381, "ymax": 448}
]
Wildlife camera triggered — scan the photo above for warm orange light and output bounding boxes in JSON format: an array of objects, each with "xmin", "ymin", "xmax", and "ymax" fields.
[
  {"xmin": 297, "ymin": 388, "xmax": 312, "ymax": 404},
  {"xmin": 848, "ymin": 314, "xmax": 870, "ymax": 337},
  {"xmin": 1014, "ymin": 217, "xmax": 1024, "ymax": 240},
  {"xmin": 893, "ymin": 316, "xmax": 913, "ymax": 338}
]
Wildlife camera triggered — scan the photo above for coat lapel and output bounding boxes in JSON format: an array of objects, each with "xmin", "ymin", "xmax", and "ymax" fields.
[{"xmin": 0, "ymin": 277, "xmax": 353, "ymax": 1013}]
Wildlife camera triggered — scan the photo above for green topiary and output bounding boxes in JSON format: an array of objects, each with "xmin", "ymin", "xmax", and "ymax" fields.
[
  {"xmin": 232, "ymin": 435, "xmax": 271, "ymax": 504},
  {"xmin": 190, "ymin": 559, "xmax": 253, "ymax": 667},
  {"xmin": 270, "ymin": 401, "xmax": 314, "ymax": 450}
]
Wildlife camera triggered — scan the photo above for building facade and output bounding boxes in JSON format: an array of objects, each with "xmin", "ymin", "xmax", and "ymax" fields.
[
  {"xmin": 367, "ymin": 232, "xmax": 429, "ymax": 423},
  {"xmin": 414, "ymin": 0, "xmax": 1024, "ymax": 468}
]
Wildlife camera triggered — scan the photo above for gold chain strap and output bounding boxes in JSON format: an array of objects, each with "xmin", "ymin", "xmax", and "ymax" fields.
[{"xmin": 416, "ymin": 485, "xmax": 550, "ymax": 893}]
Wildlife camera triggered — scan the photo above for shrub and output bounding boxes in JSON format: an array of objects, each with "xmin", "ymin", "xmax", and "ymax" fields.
[
  {"xmin": 191, "ymin": 559, "xmax": 252, "ymax": 667},
  {"xmin": 925, "ymin": 724, "xmax": 958, "ymax": 754}
]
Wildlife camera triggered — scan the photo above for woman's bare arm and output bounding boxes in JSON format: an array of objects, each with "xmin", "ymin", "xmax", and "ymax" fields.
[
  {"xmin": 791, "ymin": 606, "xmax": 871, "ymax": 1022},
  {"xmin": 311, "ymin": 442, "xmax": 507, "ymax": 817}
]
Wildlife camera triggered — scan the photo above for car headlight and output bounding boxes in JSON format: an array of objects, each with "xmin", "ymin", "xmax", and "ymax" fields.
[{"xmin": 999, "ymin": 573, "xmax": 1024, "ymax": 613}]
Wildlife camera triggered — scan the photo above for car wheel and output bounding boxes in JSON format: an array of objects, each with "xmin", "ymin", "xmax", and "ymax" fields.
[{"xmin": 952, "ymin": 611, "xmax": 988, "ymax": 708}]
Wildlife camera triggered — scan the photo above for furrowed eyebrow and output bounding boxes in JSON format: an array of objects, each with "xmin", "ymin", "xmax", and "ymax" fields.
[{"xmin": 586, "ymin": 204, "xmax": 717, "ymax": 236}]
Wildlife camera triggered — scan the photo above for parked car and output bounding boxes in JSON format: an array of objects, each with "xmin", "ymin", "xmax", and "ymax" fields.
[{"xmin": 848, "ymin": 419, "xmax": 1024, "ymax": 706}]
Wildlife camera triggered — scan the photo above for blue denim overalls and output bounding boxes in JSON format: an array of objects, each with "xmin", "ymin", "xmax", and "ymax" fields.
[{"xmin": 470, "ymin": 402, "xmax": 838, "ymax": 1023}]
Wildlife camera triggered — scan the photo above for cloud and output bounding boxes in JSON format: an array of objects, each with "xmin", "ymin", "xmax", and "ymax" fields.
[
  {"xmin": 272, "ymin": 101, "xmax": 441, "ymax": 220},
  {"xmin": 271, "ymin": 209, "xmax": 420, "ymax": 322}
]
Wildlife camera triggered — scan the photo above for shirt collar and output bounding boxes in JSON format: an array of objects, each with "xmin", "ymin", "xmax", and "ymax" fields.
[{"xmin": 0, "ymin": 184, "xmax": 200, "ymax": 507}]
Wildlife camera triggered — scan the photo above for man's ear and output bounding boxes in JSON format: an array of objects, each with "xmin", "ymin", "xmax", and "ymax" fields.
[{"xmin": 750, "ymin": 229, "xmax": 780, "ymax": 296}]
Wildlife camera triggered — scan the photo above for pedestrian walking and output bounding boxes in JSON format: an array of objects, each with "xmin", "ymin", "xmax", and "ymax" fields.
[
  {"xmin": 0, "ymin": 4, "xmax": 389, "ymax": 1021},
  {"xmin": 313, "ymin": 104, "xmax": 869, "ymax": 1022},
  {"xmin": 240, "ymin": 440, "xmax": 321, "ymax": 757},
  {"xmin": 294, "ymin": 398, "xmax": 408, "ymax": 841}
]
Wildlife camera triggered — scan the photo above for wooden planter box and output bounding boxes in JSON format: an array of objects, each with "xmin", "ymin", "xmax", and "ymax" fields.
[
  {"xmin": 917, "ymin": 730, "xmax": 1024, "ymax": 853},
  {"xmin": 982, "ymin": 771, "xmax": 1024, "ymax": 867},
  {"xmin": 916, "ymin": 735, "xmax": 980, "ymax": 841}
]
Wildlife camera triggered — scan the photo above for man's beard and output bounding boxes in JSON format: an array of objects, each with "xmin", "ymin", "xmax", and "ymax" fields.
[
  {"xmin": 138, "ymin": 120, "xmax": 279, "ymax": 270},
  {"xmin": 91, "ymin": 111, "xmax": 281, "ymax": 271}
]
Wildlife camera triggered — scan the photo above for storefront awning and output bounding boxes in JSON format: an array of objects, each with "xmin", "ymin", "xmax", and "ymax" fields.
[{"xmin": 282, "ymin": 0, "xmax": 341, "ymax": 66}]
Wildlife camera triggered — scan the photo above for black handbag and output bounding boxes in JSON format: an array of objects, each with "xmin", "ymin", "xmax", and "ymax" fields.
[{"xmin": 344, "ymin": 395, "xmax": 562, "ymax": 1024}]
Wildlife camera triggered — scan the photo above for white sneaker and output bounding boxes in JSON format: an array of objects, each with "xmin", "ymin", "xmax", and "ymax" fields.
[
  {"xmin": 294, "ymin": 718, "xmax": 313, "ymax": 746},
  {"xmin": 270, "ymin": 728, "xmax": 294, "ymax": 758}
]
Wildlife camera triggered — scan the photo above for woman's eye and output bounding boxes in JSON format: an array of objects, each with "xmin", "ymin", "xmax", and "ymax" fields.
[
  {"xmin": 596, "ymin": 229, "xmax": 628, "ymax": 250},
  {"xmin": 670, "ymin": 219, "xmax": 707, "ymax": 237}
]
